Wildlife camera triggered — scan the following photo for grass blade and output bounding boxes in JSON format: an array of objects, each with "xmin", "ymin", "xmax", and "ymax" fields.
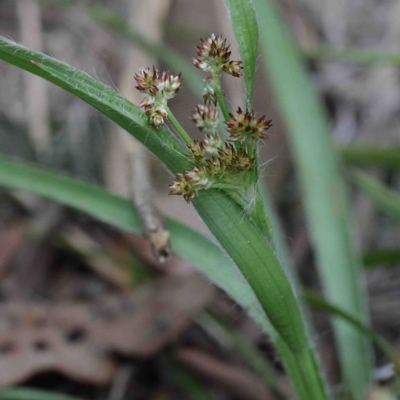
[
  {"xmin": 203, "ymin": 313, "xmax": 281, "ymax": 394},
  {"xmin": 194, "ymin": 191, "xmax": 328, "ymax": 399},
  {"xmin": 341, "ymin": 147, "xmax": 400, "ymax": 169},
  {"xmin": 304, "ymin": 291, "xmax": 396, "ymax": 368},
  {"xmin": 0, "ymin": 389, "xmax": 83, "ymax": 400},
  {"xmin": 253, "ymin": 0, "xmax": 372, "ymax": 397},
  {"xmin": 304, "ymin": 46, "xmax": 400, "ymax": 66},
  {"xmin": 224, "ymin": 0, "xmax": 258, "ymax": 108},
  {"xmin": 352, "ymin": 170, "xmax": 400, "ymax": 224},
  {"xmin": 363, "ymin": 249, "xmax": 400, "ymax": 268}
]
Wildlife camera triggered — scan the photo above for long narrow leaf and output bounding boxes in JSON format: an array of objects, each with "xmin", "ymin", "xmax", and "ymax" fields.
[
  {"xmin": 352, "ymin": 170, "xmax": 400, "ymax": 224},
  {"xmin": 341, "ymin": 147, "xmax": 400, "ymax": 169},
  {"xmin": 363, "ymin": 249, "xmax": 400, "ymax": 268},
  {"xmin": 304, "ymin": 291, "xmax": 395, "ymax": 367},
  {"xmin": 304, "ymin": 46, "xmax": 400, "ymax": 66},
  {"xmin": 253, "ymin": 0, "xmax": 372, "ymax": 397},
  {"xmin": 224, "ymin": 0, "xmax": 258, "ymax": 108},
  {"xmin": 194, "ymin": 191, "xmax": 328, "ymax": 399}
]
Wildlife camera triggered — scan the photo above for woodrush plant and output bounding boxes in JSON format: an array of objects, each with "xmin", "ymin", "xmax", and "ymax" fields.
[
  {"xmin": 0, "ymin": 32, "xmax": 329, "ymax": 399},
  {"xmin": 0, "ymin": 0, "xmax": 399, "ymax": 400}
]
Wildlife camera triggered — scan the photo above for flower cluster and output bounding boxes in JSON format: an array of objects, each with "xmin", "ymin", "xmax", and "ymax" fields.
[
  {"xmin": 135, "ymin": 67, "xmax": 182, "ymax": 128},
  {"xmin": 169, "ymin": 144, "xmax": 255, "ymax": 202},
  {"xmin": 134, "ymin": 35, "xmax": 272, "ymax": 204},
  {"xmin": 192, "ymin": 104, "xmax": 219, "ymax": 133},
  {"xmin": 192, "ymin": 34, "xmax": 243, "ymax": 78},
  {"xmin": 226, "ymin": 108, "xmax": 272, "ymax": 143}
]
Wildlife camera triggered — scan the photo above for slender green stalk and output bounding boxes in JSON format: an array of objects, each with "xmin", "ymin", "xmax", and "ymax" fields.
[
  {"xmin": 166, "ymin": 106, "xmax": 192, "ymax": 145},
  {"xmin": 215, "ymin": 84, "xmax": 231, "ymax": 121}
]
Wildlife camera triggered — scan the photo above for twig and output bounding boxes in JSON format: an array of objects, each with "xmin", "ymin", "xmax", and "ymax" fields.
[
  {"xmin": 129, "ymin": 148, "xmax": 170, "ymax": 262},
  {"xmin": 16, "ymin": 0, "xmax": 50, "ymax": 155}
]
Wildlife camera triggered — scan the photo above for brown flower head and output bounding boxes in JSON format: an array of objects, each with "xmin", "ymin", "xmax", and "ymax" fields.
[
  {"xmin": 203, "ymin": 134, "xmax": 222, "ymax": 155},
  {"xmin": 193, "ymin": 34, "xmax": 243, "ymax": 77},
  {"xmin": 192, "ymin": 104, "xmax": 219, "ymax": 133},
  {"xmin": 217, "ymin": 144, "xmax": 255, "ymax": 172},
  {"xmin": 187, "ymin": 140, "xmax": 206, "ymax": 161},
  {"xmin": 226, "ymin": 108, "xmax": 272, "ymax": 142},
  {"xmin": 135, "ymin": 67, "xmax": 182, "ymax": 128},
  {"xmin": 169, "ymin": 174, "xmax": 198, "ymax": 203},
  {"xmin": 135, "ymin": 67, "xmax": 182, "ymax": 99}
]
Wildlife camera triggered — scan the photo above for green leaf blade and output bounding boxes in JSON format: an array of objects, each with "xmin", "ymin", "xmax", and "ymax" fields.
[
  {"xmin": 225, "ymin": 0, "xmax": 258, "ymax": 108},
  {"xmin": 253, "ymin": 0, "xmax": 372, "ymax": 397}
]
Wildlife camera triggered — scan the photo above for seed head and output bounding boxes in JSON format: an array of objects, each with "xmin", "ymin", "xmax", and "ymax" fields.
[
  {"xmin": 192, "ymin": 104, "xmax": 219, "ymax": 133},
  {"xmin": 217, "ymin": 144, "xmax": 255, "ymax": 172},
  {"xmin": 169, "ymin": 174, "xmax": 198, "ymax": 202},
  {"xmin": 193, "ymin": 34, "xmax": 243, "ymax": 77},
  {"xmin": 203, "ymin": 134, "xmax": 222, "ymax": 155},
  {"xmin": 187, "ymin": 140, "xmax": 206, "ymax": 161},
  {"xmin": 135, "ymin": 67, "xmax": 182, "ymax": 128},
  {"xmin": 135, "ymin": 67, "xmax": 182, "ymax": 98},
  {"xmin": 226, "ymin": 108, "xmax": 272, "ymax": 142},
  {"xmin": 134, "ymin": 67, "xmax": 159, "ymax": 95},
  {"xmin": 222, "ymin": 61, "xmax": 243, "ymax": 78}
]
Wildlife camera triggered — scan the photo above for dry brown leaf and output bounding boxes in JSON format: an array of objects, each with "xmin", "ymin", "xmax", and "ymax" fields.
[{"xmin": 0, "ymin": 274, "xmax": 214, "ymax": 387}]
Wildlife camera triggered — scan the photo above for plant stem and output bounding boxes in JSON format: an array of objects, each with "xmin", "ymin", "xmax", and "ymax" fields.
[
  {"xmin": 166, "ymin": 106, "xmax": 192, "ymax": 145},
  {"xmin": 214, "ymin": 83, "xmax": 231, "ymax": 121}
]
